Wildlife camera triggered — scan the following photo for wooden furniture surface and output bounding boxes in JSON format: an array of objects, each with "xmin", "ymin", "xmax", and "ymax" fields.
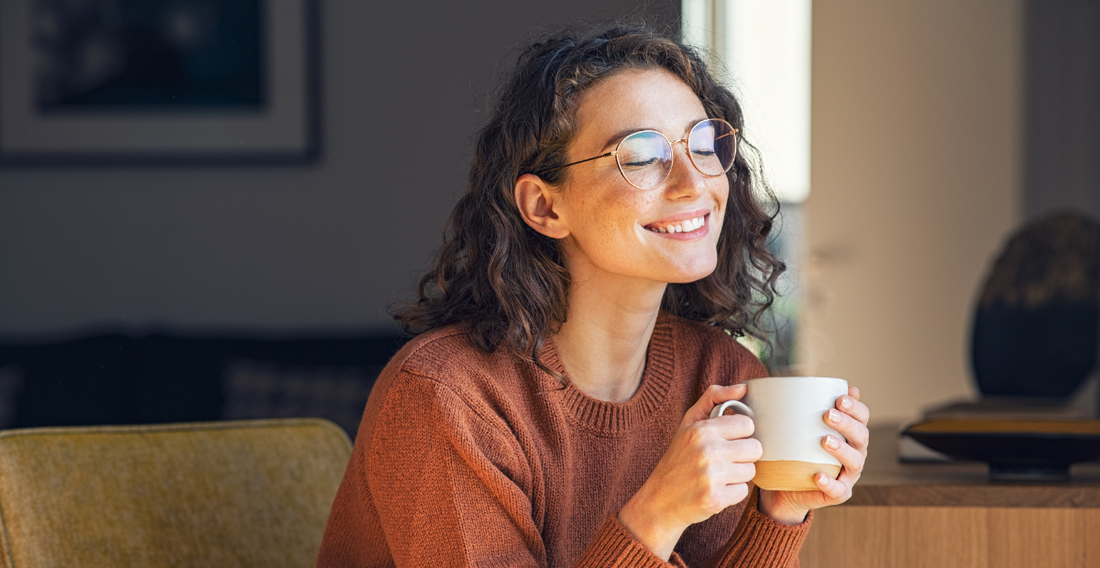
[{"xmin": 799, "ymin": 425, "xmax": 1100, "ymax": 568}]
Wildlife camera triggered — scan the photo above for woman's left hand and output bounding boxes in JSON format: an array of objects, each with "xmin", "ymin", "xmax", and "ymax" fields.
[{"xmin": 757, "ymin": 386, "xmax": 870, "ymax": 525}]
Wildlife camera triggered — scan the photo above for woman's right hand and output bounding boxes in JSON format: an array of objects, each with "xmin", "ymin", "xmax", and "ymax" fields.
[{"xmin": 618, "ymin": 383, "xmax": 761, "ymax": 561}]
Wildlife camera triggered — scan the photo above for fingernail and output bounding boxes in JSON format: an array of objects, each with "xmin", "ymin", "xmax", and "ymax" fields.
[
  {"xmin": 825, "ymin": 435, "xmax": 840, "ymax": 449},
  {"xmin": 828, "ymin": 409, "xmax": 841, "ymax": 423},
  {"xmin": 840, "ymin": 396, "xmax": 852, "ymax": 410},
  {"xmin": 816, "ymin": 473, "xmax": 829, "ymax": 484}
]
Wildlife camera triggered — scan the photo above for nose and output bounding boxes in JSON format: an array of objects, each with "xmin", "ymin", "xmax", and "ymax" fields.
[{"xmin": 662, "ymin": 139, "xmax": 707, "ymax": 199}]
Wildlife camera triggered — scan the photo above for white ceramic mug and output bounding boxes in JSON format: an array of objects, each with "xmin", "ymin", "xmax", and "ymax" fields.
[{"xmin": 709, "ymin": 376, "xmax": 849, "ymax": 491}]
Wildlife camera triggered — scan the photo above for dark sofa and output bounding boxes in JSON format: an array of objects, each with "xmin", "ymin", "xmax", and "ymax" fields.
[{"xmin": 0, "ymin": 330, "xmax": 406, "ymax": 439}]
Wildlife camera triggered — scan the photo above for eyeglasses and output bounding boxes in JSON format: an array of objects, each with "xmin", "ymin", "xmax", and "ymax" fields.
[{"xmin": 537, "ymin": 118, "xmax": 738, "ymax": 190}]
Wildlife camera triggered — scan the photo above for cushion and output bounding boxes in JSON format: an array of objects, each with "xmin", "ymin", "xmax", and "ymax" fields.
[{"xmin": 0, "ymin": 418, "xmax": 352, "ymax": 568}]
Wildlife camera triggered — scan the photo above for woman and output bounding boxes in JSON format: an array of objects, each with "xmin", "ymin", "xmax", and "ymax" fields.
[{"xmin": 319, "ymin": 23, "xmax": 869, "ymax": 568}]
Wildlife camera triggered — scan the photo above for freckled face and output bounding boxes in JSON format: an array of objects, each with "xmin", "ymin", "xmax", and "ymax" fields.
[{"xmin": 554, "ymin": 68, "xmax": 730, "ymax": 287}]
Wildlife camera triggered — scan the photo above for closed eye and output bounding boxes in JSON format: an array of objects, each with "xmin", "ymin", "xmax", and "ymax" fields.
[{"xmin": 622, "ymin": 156, "xmax": 663, "ymax": 168}]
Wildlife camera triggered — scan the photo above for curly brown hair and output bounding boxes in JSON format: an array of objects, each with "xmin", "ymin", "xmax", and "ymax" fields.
[{"xmin": 392, "ymin": 22, "xmax": 785, "ymax": 368}]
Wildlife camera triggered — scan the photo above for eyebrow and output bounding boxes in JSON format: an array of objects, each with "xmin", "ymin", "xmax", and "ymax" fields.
[
  {"xmin": 600, "ymin": 127, "xmax": 647, "ymax": 151},
  {"xmin": 598, "ymin": 119, "xmax": 711, "ymax": 151}
]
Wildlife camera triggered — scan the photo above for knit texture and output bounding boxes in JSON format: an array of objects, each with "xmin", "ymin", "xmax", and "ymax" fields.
[{"xmin": 318, "ymin": 312, "xmax": 812, "ymax": 567}]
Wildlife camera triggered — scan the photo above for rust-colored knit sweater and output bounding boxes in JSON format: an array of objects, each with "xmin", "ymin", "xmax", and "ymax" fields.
[{"xmin": 318, "ymin": 312, "xmax": 812, "ymax": 567}]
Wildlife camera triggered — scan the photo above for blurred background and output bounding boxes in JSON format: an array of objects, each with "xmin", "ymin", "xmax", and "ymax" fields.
[{"xmin": 0, "ymin": 0, "xmax": 1096, "ymax": 433}]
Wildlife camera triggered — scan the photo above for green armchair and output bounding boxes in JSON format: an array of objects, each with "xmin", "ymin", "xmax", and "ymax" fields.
[{"xmin": 0, "ymin": 418, "xmax": 352, "ymax": 567}]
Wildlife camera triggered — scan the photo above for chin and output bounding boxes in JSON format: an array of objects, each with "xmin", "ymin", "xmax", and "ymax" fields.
[{"xmin": 666, "ymin": 261, "xmax": 719, "ymax": 284}]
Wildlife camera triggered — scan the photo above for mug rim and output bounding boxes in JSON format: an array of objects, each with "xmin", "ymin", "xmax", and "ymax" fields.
[{"xmin": 744, "ymin": 376, "xmax": 847, "ymax": 383}]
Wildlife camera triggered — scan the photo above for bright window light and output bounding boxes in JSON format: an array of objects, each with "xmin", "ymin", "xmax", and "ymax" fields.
[{"xmin": 683, "ymin": 0, "xmax": 811, "ymax": 204}]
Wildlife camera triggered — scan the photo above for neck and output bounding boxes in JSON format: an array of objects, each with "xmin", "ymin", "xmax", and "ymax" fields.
[{"xmin": 553, "ymin": 275, "xmax": 667, "ymax": 403}]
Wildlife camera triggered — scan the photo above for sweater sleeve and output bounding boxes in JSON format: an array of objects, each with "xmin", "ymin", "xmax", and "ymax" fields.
[
  {"xmin": 367, "ymin": 370, "xmax": 685, "ymax": 568},
  {"xmin": 700, "ymin": 487, "xmax": 812, "ymax": 568}
]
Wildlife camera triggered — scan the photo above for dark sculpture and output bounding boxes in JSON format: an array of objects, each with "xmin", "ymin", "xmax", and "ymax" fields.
[{"xmin": 971, "ymin": 211, "xmax": 1100, "ymax": 397}]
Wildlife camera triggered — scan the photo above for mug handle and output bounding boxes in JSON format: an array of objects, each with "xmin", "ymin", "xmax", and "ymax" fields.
[{"xmin": 710, "ymin": 399, "xmax": 755, "ymax": 420}]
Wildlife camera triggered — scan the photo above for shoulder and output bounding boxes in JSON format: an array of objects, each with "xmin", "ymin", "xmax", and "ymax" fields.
[
  {"xmin": 391, "ymin": 324, "xmax": 493, "ymax": 379},
  {"xmin": 362, "ymin": 324, "xmax": 540, "ymax": 435},
  {"xmin": 664, "ymin": 313, "xmax": 769, "ymax": 386},
  {"xmin": 388, "ymin": 325, "xmax": 536, "ymax": 393}
]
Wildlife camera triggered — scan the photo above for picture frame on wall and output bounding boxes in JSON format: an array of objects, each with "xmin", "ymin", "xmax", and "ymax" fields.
[{"xmin": 0, "ymin": 0, "xmax": 319, "ymax": 165}]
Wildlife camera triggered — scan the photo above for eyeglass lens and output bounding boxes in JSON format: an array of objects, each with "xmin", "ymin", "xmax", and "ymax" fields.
[
  {"xmin": 616, "ymin": 119, "xmax": 737, "ymax": 189},
  {"xmin": 617, "ymin": 132, "xmax": 674, "ymax": 189}
]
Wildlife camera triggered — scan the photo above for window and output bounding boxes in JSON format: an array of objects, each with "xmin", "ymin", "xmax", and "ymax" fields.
[{"xmin": 683, "ymin": 0, "xmax": 811, "ymax": 371}]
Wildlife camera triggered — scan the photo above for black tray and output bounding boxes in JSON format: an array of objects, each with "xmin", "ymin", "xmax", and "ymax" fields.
[{"xmin": 902, "ymin": 419, "xmax": 1100, "ymax": 481}]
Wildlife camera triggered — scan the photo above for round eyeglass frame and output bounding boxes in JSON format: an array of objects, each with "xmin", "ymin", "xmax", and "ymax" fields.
[{"xmin": 536, "ymin": 118, "xmax": 739, "ymax": 190}]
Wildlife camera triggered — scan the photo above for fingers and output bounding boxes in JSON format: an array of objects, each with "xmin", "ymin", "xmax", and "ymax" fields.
[
  {"xmin": 681, "ymin": 423, "xmax": 761, "ymax": 482},
  {"xmin": 821, "ymin": 434, "xmax": 864, "ymax": 480},
  {"xmin": 710, "ymin": 459, "xmax": 757, "ymax": 486},
  {"xmin": 720, "ymin": 436, "xmax": 762, "ymax": 463},
  {"xmin": 835, "ymin": 392, "xmax": 870, "ymax": 426},
  {"xmin": 825, "ymin": 407, "xmax": 870, "ymax": 452},
  {"xmin": 682, "ymin": 436, "xmax": 759, "ymax": 516},
  {"xmin": 710, "ymin": 414, "xmax": 756, "ymax": 441},
  {"xmin": 813, "ymin": 470, "xmax": 852, "ymax": 502},
  {"xmin": 679, "ymin": 417, "xmax": 759, "ymax": 461},
  {"xmin": 815, "ymin": 401, "xmax": 867, "ymax": 507},
  {"xmin": 706, "ymin": 383, "xmax": 747, "ymax": 406}
]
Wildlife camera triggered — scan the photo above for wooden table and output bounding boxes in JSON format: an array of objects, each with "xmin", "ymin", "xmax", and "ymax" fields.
[{"xmin": 798, "ymin": 425, "xmax": 1100, "ymax": 567}]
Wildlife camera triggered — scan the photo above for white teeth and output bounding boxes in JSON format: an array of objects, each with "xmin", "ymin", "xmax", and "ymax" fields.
[{"xmin": 648, "ymin": 215, "xmax": 705, "ymax": 233}]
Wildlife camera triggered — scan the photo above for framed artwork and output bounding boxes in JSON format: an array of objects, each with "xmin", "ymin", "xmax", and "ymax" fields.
[{"xmin": 0, "ymin": 0, "xmax": 318, "ymax": 165}]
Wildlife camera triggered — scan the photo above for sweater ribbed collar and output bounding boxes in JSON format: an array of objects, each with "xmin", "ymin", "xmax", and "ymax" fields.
[{"xmin": 538, "ymin": 311, "xmax": 676, "ymax": 435}]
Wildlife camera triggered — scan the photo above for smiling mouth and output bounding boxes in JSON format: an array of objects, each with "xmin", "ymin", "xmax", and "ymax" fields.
[{"xmin": 645, "ymin": 215, "xmax": 706, "ymax": 234}]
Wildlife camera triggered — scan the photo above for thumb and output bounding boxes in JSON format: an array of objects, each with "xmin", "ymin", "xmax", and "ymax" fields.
[{"xmin": 683, "ymin": 383, "xmax": 747, "ymax": 426}]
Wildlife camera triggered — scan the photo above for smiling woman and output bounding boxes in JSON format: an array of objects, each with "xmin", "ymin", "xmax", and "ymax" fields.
[
  {"xmin": 515, "ymin": 69, "xmax": 733, "ymax": 297},
  {"xmin": 394, "ymin": 31, "xmax": 782, "ymax": 366},
  {"xmin": 318, "ymin": 22, "xmax": 870, "ymax": 568}
]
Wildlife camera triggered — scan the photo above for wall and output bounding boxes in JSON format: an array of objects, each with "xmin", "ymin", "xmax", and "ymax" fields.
[
  {"xmin": 804, "ymin": 1, "xmax": 1024, "ymax": 425},
  {"xmin": 0, "ymin": 1, "xmax": 677, "ymax": 335},
  {"xmin": 1024, "ymin": 0, "xmax": 1100, "ymax": 222},
  {"xmin": 0, "ymin": 1, "xmax": 1043, "ymax": 429}
]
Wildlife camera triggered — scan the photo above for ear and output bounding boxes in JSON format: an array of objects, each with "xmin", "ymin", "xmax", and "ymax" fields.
[{"xmin": 514, "ymin": 173, "xmax": 570, "ymax": 239}]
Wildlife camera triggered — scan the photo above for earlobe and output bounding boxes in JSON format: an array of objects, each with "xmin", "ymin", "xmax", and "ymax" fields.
[{"xmin": 514, "ymin": 174, "xmax": 570, "ymax": 239}]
